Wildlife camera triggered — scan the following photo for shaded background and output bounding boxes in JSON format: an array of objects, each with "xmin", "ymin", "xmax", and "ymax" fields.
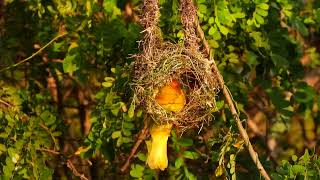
[{"xmin": 0, "ymin": 0, "xmax": 320, "ymax": 179}]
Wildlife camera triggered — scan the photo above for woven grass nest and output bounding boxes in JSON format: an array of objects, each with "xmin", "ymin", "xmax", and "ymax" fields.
[{"xmin": 133, "ymin": 39, "xmax": 220, "ymax": 132}]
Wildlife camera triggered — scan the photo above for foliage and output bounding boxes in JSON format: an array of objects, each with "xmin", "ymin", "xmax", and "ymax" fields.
[
  {"xmin": 273, "ymin": 150, "xmax": 320, "ymax": 179},
  {"xmin": 0, "ymin": 83, "xmax": 60, "ymax": 179},
  {"xmin": 0, "ymin": 0, "xmax": 320, "ymax": 179}
]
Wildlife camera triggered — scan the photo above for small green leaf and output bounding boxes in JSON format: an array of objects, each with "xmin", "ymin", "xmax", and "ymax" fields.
[
  {"xmin": 208, "ymin": 39, "xmax": 219, "ymax": 48},
  {"xmin": 102, "ymin": 82, "xmax": 113, "ymax": 88},
  {"xmin": 270, "ymin": 54, "xmax": 289, "ymax": 67},
  {"xmin": 183, "ymin": 151, "xmax": 200, "ymax": 159},
  {"xmin": 122, "ymin": 137, "xmax": 133, "ymax": 143},
  {"xmin": 63, "ymin": 54, "xmax": 78, "ymax": 73},
  {"xmin": 102, "ymin": 77, "xmax": 115, "ymax": 88},
  {"xmin": 233, "ymin": 12, "xmax": 246, "ymax": 18},
  {"xmin": 175, "ymin": 157, "xmax": 184, "ymax": 169},
  {"xmin": 257, "ymin": 3, "xmax": 269, "ymax": 10},
  {"xmin": 256, "ymin": 8, "xmax": 268, "ymax": 17},
  {"xmin": 218, "ymin": 25, "xmax": 229, "ymax": 36},
  {"xmin": 247, "ymin": 51, "xmax": 259, "ymax": 68},
  {"xmin": 128, "ymin": 104, "xmax": 135, "ymax": 118},
  {"xmin": 292, "ymin": 165, "xmax": 305, "ymax": 174},
  {"xmin": 254, "ymin": 13, "xmax": 264, "ymax": 24},
  {"xmin": 123, "ymin": 122, "xmax": 135, "ymax": 130},
  {"xmin": 208, "ymin": 17, "xmax": 215, "ymax": 24},
  {"xmin": 130, "ymin": 164, "xmax": 144, "ymax": 178},
  {"xmin": 137, "ymin": 152, "xmax": 147, "ymax": 162},
  {"xmin": 111, "ymin": 131, "xmax": 122, "ymax": 139},
  {"xmin": 177, "ymin": 138, "xmax": 193, "ymax": 147},
  {"xmin": 198, "ymin": 4, "xmax": 207, "ymax": 14},
  {"xmin": 292, "ymin": 17, "xmax": 309, "ymax": 36},
  {"xmin": 292, "ymin": 155, "xmax": 298, "ymax": 162},
  {"xmin": 0, "ymin": 144, "xmax": 6, "ymax": 153}
]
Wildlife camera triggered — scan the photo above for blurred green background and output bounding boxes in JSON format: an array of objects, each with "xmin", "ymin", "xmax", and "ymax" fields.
[{"xmin": 0, "ymin": 0, "xmax": 320, "ymax": 179}]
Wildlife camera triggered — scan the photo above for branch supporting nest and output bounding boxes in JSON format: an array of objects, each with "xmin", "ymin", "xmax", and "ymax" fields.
[
  {"xmin": 120, "ymin": 120, "xmax": 149, "ymax": 172},
  {"xmin": 180, "ymin": 0, "xmax": 271, "ymax": 179}
]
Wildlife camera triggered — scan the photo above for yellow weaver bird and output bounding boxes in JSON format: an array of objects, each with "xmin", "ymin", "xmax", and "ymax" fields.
[
  {"xmin": 155, "ymin": 79, "xmax": 186, "ymax": 113},
  {"xmin": 146, "ymin": 80, "xmax": 186, "ymax": 170}
]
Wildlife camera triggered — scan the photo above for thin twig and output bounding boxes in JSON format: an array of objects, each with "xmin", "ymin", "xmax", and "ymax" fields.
[
  {"xmin": 0, "ymin": 99, "xmax": 11, "ymax": 107},
  {"xmin": 37, "ymin": 148, "xmax": 60, "ymax": 155},
  {"xmin": 66, "ymin": 160, "xmax": 89, "ymax": 180},
  {"xmin": 120, "ymin": 119, "xmax": 149, "ymax": 172},
  {"xmin": 190, "ymin": 4, "xmax": 271, "ymax": 180},
  {"xmin": 0, "ymin": 32, "xmax": 67, "ymax": 73}
]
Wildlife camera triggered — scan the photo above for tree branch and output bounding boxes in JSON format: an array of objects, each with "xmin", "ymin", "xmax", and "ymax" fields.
[
  {"xmin": 194, "ymin": 9, "xmax": 271, "ymax": 180},
  {"xmin": 179, "ymin": 0, "xmax": 271, "ymax": 179},
  {"xmin": 66, "ymin": 160, "xmax": 89, "ymax": 180},
  {"xmin": 120, "ymin": 119, "xmax": 149, "ymax": 172}
]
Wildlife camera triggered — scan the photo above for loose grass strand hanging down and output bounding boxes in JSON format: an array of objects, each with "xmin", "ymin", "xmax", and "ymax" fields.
[{"xmin": 133, "ymin": 0, "xmax": 220, "ymax": 132}]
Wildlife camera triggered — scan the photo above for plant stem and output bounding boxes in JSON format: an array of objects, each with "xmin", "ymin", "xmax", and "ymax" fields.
[{"xmin": 0, "ymin": 32, "xmax": 67, "ymax": 73}]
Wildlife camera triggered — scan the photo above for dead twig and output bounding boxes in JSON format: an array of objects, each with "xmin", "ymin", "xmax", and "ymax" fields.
[
  {"xmin": 120, "ymin": 120, "xmax": 149, "ymax": 172},
  {"xmin": 66, "ymin": 160, "xmax": 89, "ymax": 180}
]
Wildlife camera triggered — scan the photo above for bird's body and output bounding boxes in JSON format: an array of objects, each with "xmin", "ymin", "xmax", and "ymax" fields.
[{"xmin": 155, "ymin": 79, "xmax": 186, "ymax": 112}]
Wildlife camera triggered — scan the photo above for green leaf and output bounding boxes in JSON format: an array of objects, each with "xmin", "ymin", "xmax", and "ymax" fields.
[
  {"xmin": 293, "ymin": 83, "xmax": 316, "ymax": 103},
  {"xmin": 130, "ymin": 164, "xmax": 144, "ymax": 178},
  {"xmin": 257, "ymin": 3, "xmax": 269, "ymax": 10},
  {"xmin": 208, "ymin": 17, "xmax": 215, "ymax": 24},
  {"xmin": 122, "ymin": 129, "xmax": 132, "ymax": 136},
  {"xmin": 123, "ymin": 122, "xmax": 135, "ymax": 130},
  {"xmin": 315, "ymin": 9, "xmax": 320, "ymax": 22},
  {"xmin": 52, "ymin": 41, "xmax": 64, "ymax": 52},
  {"xmin": 184, "ymin": 167, "xmax": 197, "ymax": 180},
  {"xmin": 177, "ymin": 138, "xmax": 193, "ymax": 147},
  {"xmin": 39, "ymin": 166, "xmax": 54, "ymax": 180},
  {"xmin": 292, "ymin": 155, "xmax": 298, "ymax": 162},
  {"xmin": 102, "ymin": 82, "xmax": 113, "ymax": 88},
  {"xmin": 292, "ymin": 17, "xmax": 309, "ymax": 36},
  {"xmin": 175, "ymin": 157, "xmax": 184, "ymax": 169},
  {"xmin": 270, "ymin": 54, "xmax": 289, "ymax": 67},
  {"xmin": 137, "ymin": 152, "xmax": 147, "ymax": 162},
  {"xmin": 254, "ymin": 13, "xmax": 264, "ymax": 24},
  {"xmin": 198, "ymin": 4, "xmax": 207, "ymax": 14},
  {"xmin": 63, "ymin": 54, "xmax": 78, "ymax": 73},
  {"xmin": 300, "ymin": 149, "xmax": 310, "ymax": 163},
  {"xmin": 292, "ymin": 165, "xmax": 305, "ymax": 174},
  {"xmin": 256, "ymin": 8, "xmax": 268, "ymax": 17},
  {"xmin": 122, "ymin": 137, "xmax": 133, "ymax": 143},
  {"xmin": 233, "ymin": 12, "xmax": 246, "ymax": 18},
  {"xmin": 102, "ymin": 77, "xmax": 115, "ymax": 88},
  {"xmin": 247, "ymin": 51, "xmax": 259, "ymax": 68},
  {"xmin": 218, "ymin": 25, "xmax": 229, "ymax": 36},
  {"xmin": 111, "ymin": 103, "xmax": 121, "ymax": 116},
  {"xmin": 111, "ymin": 131, "xmax": 122, "ymax": 139},
  {"xmin": 128, "ymin": 104, "xmax": 135, "ymax": 118},
  {"xmin": 268, "ymin": 88, "xmax": 290, "ymax": 109},
  {"xmin": 40, "ymin": 110, "xmax": 56, "ymax": 126},
  {"xmin": 0, "ymin": 144, "xmax": 6, "ymax": 153},
  {"xmin": 183, "ymin": 151, "xmax": 200, "ymax": 159}
]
